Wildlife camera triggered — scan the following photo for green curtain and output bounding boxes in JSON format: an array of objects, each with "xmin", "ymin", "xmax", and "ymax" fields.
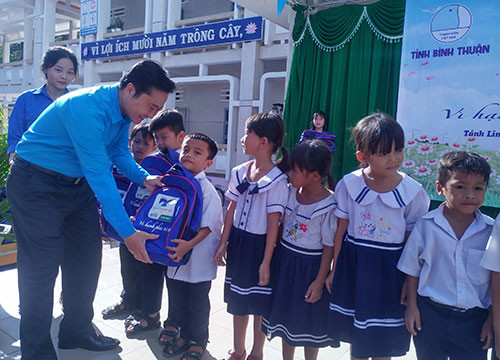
[{"xmin": 284, "ymin": 0, "xmax": 404, "ymax": 181}]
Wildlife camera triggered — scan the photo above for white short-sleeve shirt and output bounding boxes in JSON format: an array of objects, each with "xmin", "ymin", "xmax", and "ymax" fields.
[
  {"xmin": 335, "ymin": 169, "xmax": 430, "ymax": 244},
  {"xmin": 166, "ymin": 171, "xmax": 223, "ymax": 283},
  {"xmin": 226, "ymin": 161, "xmax": 289, "ymax": 235},
  {"xmin": 398, "ymin": 204, "xmax": 494, "ymax": 309},
  {"xmin": 481, "ymin": 215, "xmax": 500, "ymax": 272},
  {"xmin": 282, "ymin": 186, "xmax": 337, "ymax": 250}
]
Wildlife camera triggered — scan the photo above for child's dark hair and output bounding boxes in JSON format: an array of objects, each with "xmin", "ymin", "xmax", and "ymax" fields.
[
  {"xmin": 291, "ymin": 140, "xmax": 336, "ymax": 190},
  {"xmin": 130, "ymin": 123, "xmax": 154, "ymax": 141},
  {"xmin": 438, "ymin": 151, "xmax": 491, "ymax": 186},
  {"xmin": 120, "ymin": 60, "xmax": 176, "ymax": 97},
  {"xmin": 246, "ymin": 112, "xmax": 290, "ymax": 173},
  {"xmin": 149, "ymin": 108, "xmax": 185, "ymax": 134},
  {"xmin": 352, "ymin": 112, "xmax": 404, "ymax": 157},
  {"xmin": 41, "ymin": 46, "xmax": 78, "ymax": 77},
  {"xmin": 185, "ymin": 133, "xmax": 218, "ymax": 160},
  {"xmin": 310, "ymin": 110, "xmax": 328, "ymax": 132}
]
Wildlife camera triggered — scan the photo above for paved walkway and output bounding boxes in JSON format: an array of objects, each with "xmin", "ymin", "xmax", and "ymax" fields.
[{"xmin": 0, "ymin": 244, "xmax": 427, "ymax": 359}]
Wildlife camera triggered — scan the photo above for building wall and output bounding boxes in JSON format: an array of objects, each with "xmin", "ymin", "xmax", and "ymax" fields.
[
  {"xmin": 262, "ymin": 77, "xmax": 285, "ymax": 113},
  {"xmin": 182, "ymin": 0, "xmax": 233, "ymax": 19},
  {"xmin": 177, "ymin": 82, "xmax": 228, "ymax": 144}
]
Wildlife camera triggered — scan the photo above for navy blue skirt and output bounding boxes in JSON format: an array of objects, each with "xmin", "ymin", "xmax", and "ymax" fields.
[
  {"xmin": 224, "ymin": 226, "xmax": 271, "ymax": 316},
  {"xmin": 328, "ymin": 235, "xmax": 410, "ymax": 358},
  {"xmin": 262, "ymin": 240, "xmax": 339, "ymax": 348}
]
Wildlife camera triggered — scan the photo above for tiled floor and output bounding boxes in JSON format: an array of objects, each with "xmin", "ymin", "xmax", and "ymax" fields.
[{"xmin": 0, "ymin": 245, "xmax": 432, "ymax": 359}]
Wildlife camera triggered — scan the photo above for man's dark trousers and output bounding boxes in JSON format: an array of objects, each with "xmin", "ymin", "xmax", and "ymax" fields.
[
  {"xmin": 7, "ymin": 157, "xmax": 102, "ymax": 360},
  {"xmin": 119, "ymin": 243, "xmax": 141, "ymax": 309}
]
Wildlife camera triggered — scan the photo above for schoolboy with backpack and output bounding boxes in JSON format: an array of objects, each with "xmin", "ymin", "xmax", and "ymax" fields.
[
  {"xmin": 100, "ymin": 124, "xmax": 156, "ymax": 319},
  {"xmin": 160, "ymin": 133, "xmax": 223, "ymax": 360},
  {"xmin": 123, "ymin": 109, "xmax": 188, "ymax": 336}
]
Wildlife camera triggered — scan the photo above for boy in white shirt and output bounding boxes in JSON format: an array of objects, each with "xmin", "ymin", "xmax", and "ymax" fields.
[
  {"xmin": 398, "ymin": 151, "xmax": 494, "ymax": 360},
  {"xmin": 161, "ymin": 133, "xmax": 223, "ymax": 360}
]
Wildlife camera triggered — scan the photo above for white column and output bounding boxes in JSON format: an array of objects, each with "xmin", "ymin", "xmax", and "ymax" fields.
[
  {"xmin": 161, "ymin": 0, "xmax": 182, "ymax": 59},
  {"xmin": 83, "ymin": 34, "xmax": 96, "ymax": 87},
  {"xmin": 198, "ymin": 64, "xmax": 208, "ymax": 76},
  {"xmin": 152, "ymin": 0, "xmax": 168, "ymax": 32},
  {"xmin": 151, "ymin": 0, "xmax": 168, "ymax": 63},
  {"xmin": 23, "ymin": 9, "xmax": 34, "ymax": 86},
  {"xmin": 97, "ymin": 0, "xmax": 110, "ymax": 41},
  {"xmin": 2, "ymin": 37, "xmax": 8, "ymax": 64},
  {"xmin": 33, "ymin": 0, "xmax": 44, "ymax": 86},
  {"xmin": 145, "ymin": 0, "xmax": 153, "ymax": 34},
  {"xmin": 69, "ymin": 20, "xmax": 74, "ymax": 40},
  {"xmin": 166, "ymin": 0, "xmax": 181, "ymax": 30},
  {"xmin": 284, "ymin": 31, "xmax": 293, "ymax": 100},
  {"xmin": 236, "ymin": 40, "xmax": 263, "ymax": 166},
  {"xmin": 143, "ymin": 0, "xmax": 154, "ymax": 59},
  {"xmin": 42, "ymin": 0, "xmax": 56, "ymax": 55}
]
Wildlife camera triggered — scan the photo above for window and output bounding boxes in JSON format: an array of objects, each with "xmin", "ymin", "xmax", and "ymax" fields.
[
  {"xmin": 9, "ymin": 42, "xmax": 23, "ymax": 62},
  {"xmin": 110, "ymin": 6, "xmax": 126, "ymax": 21}
]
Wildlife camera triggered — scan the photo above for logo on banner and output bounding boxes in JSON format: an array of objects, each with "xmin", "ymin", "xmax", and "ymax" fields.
[
  {"xmin": 430, "ymin": 4, "xmax": 472, "ymax": 43},
  {"xmin": 148, "ymin": 194, "xmax": 179, "ymax": 221}
]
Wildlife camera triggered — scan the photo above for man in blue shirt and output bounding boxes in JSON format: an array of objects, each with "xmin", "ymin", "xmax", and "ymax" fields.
[{"xmin": 6, "ymin": 60, "xmax": 175, "ymax": 360}]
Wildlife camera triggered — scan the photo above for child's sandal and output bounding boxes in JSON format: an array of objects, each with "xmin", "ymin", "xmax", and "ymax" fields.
[
  {"xmin": 101, "ymin": 301, "xmax": 130, "ymax": 319},
  {"xmin": 158, "ymin": 323, "xmax": 180, "ymax": 346},
  {"xmin": 163, "ymin": 338, "xmax": 189, "ymax": 358},
  {"xmin": 124, "ymin": 310, "xmax": 160, "ymax": 337},
  {"xmin": 180, "ymin": 340, "xmax": 205, "ymax": 360}
]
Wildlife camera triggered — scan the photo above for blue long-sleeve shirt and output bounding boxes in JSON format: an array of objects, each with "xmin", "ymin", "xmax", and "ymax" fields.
[
  {"xmin": 7, "ymin": 84, "xmax": 68, "ymax": 154},
  {"xmin": 16, "ymin": 84, "xmax": 149, "ymax": 239}
]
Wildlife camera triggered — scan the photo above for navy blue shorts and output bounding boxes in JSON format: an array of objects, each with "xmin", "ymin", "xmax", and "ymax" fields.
[{"xmin": 413, "ymin": 296, "xmax": 489, "ymax": 360}]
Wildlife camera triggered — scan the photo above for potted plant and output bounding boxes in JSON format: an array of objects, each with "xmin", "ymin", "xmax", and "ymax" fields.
[
  {"xmin": 107, "ymin": 17, "xmax": 124, "ymax": 33},
  {"xmin": 114, "ymin": 17, "xmax": 124, "ymax": 32}
]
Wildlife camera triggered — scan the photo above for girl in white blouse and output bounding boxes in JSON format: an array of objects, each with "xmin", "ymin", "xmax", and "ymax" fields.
[
  {"xmin": 214, "ymin": 112, "xmax": 290, "ymax": 360},
  {"xmin": 326, "ymin": 113, "xmax": 429, "ymax": 360},
  {"xmin": 262, "ymin": 140, "xmax": 339, "ymax": 360}
]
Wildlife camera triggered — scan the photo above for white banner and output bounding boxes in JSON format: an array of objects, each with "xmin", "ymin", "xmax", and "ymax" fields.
[{"xmin": 397, "ymin": 1, "xmax": 499, "ymax": 207}]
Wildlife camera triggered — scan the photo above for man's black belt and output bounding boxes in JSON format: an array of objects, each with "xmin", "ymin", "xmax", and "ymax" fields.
[{"xmin": 14, "ymin": 154, "xmax": 85, "ymax": 185}]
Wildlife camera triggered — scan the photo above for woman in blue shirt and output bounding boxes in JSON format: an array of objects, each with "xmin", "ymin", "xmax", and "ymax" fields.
[{"xmin": 7, "ymin": 46, "xmax": 78, "ymax": 160}]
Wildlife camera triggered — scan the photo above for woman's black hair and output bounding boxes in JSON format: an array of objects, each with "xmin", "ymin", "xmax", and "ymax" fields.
[
  {"xmin": 351, "ymin": 112, "xmax": 404, "ymax": 158},
  {"xmin": 41, "ymin": 46, "xmax": 78, "ymax": 77},
  {"xmin": 119, "ymin": 59, "xmax": 176, "ymax": 97},
  {"xmin": 246, "ymin": 112, "xmax": 290, "ymax": 173},
  {"xmin": 310, "ymin": 110, "xmax": 328, "ymax": 132},
  {"xmin": 291, "ymin": 140, "xmax": 336, "ymax": 190}
]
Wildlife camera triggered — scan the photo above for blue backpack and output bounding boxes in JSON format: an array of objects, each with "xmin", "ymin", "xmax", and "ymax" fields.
[
  {"xmin": 132, "ymin": 163, "xmax": 203, "ymax": 266},
  {"xmin": 99, "ymin": 167, "xmax": 132, "ymax": 241},
  {"xmin": 123, "ymin": 149, "xmax": 179, "ymax": 217},
  {"xmin": 101, "ymin": 149, "xmax": 179, "ymax": 241}
]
